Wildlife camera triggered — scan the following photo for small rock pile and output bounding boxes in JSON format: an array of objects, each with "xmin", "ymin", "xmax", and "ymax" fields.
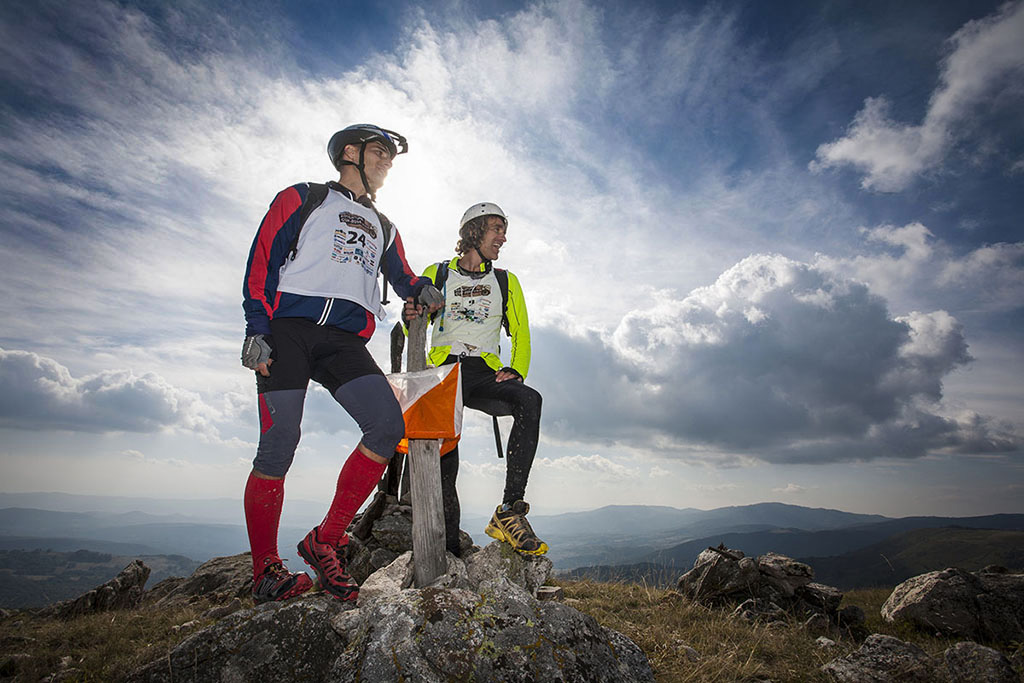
[
  {"xmin": 676, "ymin": 545, "xmax": 862, "ymax": 634},
  {"xmin": 346, "ymin": 499, "xmax": 476, "ymax": 583}
]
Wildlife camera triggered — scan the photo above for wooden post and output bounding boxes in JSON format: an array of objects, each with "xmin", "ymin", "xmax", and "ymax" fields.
[{"xmin": 406, "ymin": 313, "xmax": 447, "ymax": 587}]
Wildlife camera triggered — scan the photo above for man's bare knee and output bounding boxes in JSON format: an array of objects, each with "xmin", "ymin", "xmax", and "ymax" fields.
[
  {"xmin": 251, "ymin": 469, "xmax": 285, "ymax": 481},
  {"xmin": 356, "ymin": 442, "xmax": 390, "ymax": 465}
]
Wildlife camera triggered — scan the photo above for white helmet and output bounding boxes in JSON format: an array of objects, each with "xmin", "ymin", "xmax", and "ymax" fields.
[{"xmin": 459, "ymin": 202, "xmax": 507, "ymax": 230}]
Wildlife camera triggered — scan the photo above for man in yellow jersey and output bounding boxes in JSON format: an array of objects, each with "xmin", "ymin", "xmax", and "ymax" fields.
[{"xmin": 410, "ymin": 202, "xmax": 547, "ymax": 556}]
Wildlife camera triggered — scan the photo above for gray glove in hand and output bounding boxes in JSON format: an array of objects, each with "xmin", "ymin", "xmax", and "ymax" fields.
[
  {"xmin": 417, "ymin": 284, "xmax": 444, "ymax": 309},
  {"xmin": 241, "ymin": 334, "xmax": 274, "ymax": 370}
]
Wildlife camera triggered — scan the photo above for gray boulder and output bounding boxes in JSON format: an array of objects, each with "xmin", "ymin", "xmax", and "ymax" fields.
[
  {"xmin": 881, "ymin": 567, "xmax": 1024, "ymax": 642},
  {"xmin": 128, "ymin": 594, "xmax": 353, "ymax": 682},
  {"xmin": 357, "ymin": 550, "xmax": 475, "ymax": 607},
  {"xmin": 129, "ymin": 546, "xmax": 652, "ymax": 683},
  {"xmin": 822, "ymin": 634, "xmax": 938, "ymax": 682},
  {"xmin": 339, "ymin": 585, "xmax": 653, "ymax": 683},
  {"xmin": 677, "ymin": 545, "xmax": 843, "ymax": 622},
  {"xmin": 943, "ymin": 641, "xmax": 1017, "ymax": 683},
  {"xmin": 38, "ymin": 559, "xmax": 150, "ymax": 619},
  {"xmin": 145, "ymin": 553, "xmax": 252, "ymax": 606},
  {"xmin": 465, "ymin": 538, "xmax": 553, "ymax": 597}
]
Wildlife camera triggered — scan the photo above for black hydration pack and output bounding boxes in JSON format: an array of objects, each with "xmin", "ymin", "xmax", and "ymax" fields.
[{"xmin": 286, "ymin": 181, "xmax": 394, "ymax": 304}]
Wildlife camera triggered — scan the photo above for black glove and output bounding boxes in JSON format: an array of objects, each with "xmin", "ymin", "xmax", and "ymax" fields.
[
  {"xmin": 417, "ymin": 284, "xmax": 444, "ymax": 308},
  {"xmin": 241, "ymin": 334, "xmax": 274, "ymax": 370}
]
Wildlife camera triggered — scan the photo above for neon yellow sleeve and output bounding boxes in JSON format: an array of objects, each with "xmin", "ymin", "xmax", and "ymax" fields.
[{"xmin": 506, "ymin": 271, "xmax": 531, "ymax": 379}]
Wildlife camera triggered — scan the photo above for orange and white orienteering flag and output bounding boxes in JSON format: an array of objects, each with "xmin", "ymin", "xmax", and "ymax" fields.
[{"xmin": 387, "ymin": 362, "xmax": 462, "ymax": 455}]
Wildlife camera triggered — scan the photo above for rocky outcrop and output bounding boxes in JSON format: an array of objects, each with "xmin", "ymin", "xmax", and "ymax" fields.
[
  {"xmin": 944, "ymin": 641, "xmax": 1018, "ymax": 683},
  {"xmin": 347, "ymin": 500, "xmax": 477, "ymax": 583},
  {"xmin": 129, "ymin": 543, "xmax": 653, "ymax": 682},
  {"xmin": 822, "ymin": 634, "xmax": 939, "ymax": 682},
  {"xmin": 144, "ymin": 553, "xmax": 252, "ymax": 606},
  {"xmin": 677, "ymin": 545, "xmax": 845, "ymax": 625},
  {"xmin": 36, "ymin": 560, "xmax": 149, "ymax": 619},
  {"xmin": 823, "ymin": 635, "xmax": 1019, "ymax": 683},
  {"xmin": 881, "ymin": 566, "xmax": 1024, "ymax": 642}
]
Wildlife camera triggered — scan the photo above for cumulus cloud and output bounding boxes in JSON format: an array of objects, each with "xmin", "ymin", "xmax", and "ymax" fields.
[
  {"xmin": 811, "ymin": 1, "xmax": 1024, "ymax": 191},
  {"xmin": 816, "ymin": 222, "xmax": 1024, "ymax": 314},
  {"xmin": 0, "ymin": 348, "xmax": 220, "ymax": 436},
  {"xmin": 532, "ymin": 253, "xmax": 1020, "ymax": 462}
]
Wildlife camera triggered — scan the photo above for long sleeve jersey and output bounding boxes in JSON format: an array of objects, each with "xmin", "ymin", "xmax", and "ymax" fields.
[{"xmin": 243, "ymin": 181, "xmax": 429, "ymax": 339}]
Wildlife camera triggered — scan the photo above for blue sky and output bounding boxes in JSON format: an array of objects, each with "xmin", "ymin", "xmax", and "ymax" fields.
[{"xmin": 0, "ymin": 0, "xmax": 1021, "ymax": 519}]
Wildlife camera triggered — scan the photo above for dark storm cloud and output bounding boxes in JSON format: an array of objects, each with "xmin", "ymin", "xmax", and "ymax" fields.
[{"xmin": 529, "ymin": 254, "xmax": 1020, "ymax": 463}]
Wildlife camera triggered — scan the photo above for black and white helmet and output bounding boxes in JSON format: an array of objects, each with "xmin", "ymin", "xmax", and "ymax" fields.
[{"xmin": 327, "ymin": 124, "xmax": 408, "ymax": 170}]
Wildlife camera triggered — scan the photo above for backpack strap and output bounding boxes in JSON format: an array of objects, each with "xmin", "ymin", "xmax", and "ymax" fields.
[
  {"xmin": 287, "ymin": 181, "xmax": 395, "ymax": 304},
  {"xmin": 374, "ymin": 210, "xmax": 394, "ymax": 305},
  {"xmin": 494, "ymin": 267, "xmax": 510, "ymax": 336},
  {"xmin": 429, "ymin": 259, "xmax": 451, "ymax": 324},
  {"xmin": 287, "ymin": 182, "xmax": 330, "ymax": 261}
]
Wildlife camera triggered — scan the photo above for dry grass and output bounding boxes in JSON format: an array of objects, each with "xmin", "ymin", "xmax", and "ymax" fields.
[
  {"xmin": 557, "ymin": 578, "xmax": 849, "ymax": 682},
  {"xmin": 2, "ymin": 582, "xmax": 1021, "ymax": 682},
  {"xmin": 0, "ymin": 600, "xmax": 219, "ymax": 681},
  {"xmin": 555, "ymin": 579, "xmax": 1024, "ymax": 683}
]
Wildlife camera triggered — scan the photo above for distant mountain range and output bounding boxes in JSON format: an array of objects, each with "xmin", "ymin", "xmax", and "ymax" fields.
[
  {"xmin": 801, "ymin": 527, "xmax": 1024, "ymax": 589},
  {"xmin": 527, "ymin": 502, "xmax": 889, "ymax": 569},
  {"xmin": 0, "ymin": 507, "xmax": 309, "ymax": 563},
  {"xmin": 565, "ymin": 525, "xmax": 1024, "ymax": 590},
  {"xmin": 1, "ymin": 495, "xmax": 1021, "ymax": 591}
]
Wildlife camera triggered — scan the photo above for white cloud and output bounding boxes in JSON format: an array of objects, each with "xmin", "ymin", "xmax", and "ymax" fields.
[
  {"xmin": 816, "ymin": 222, "xmax": 1024, "ymax": 314},
  {"xmin": 535, "ymin": 454, "xmax": 639, "ymax": 479},
  {"xmin": 0, "ymin": 347, "xmax": 221, "ymax": 437},
  {"xmin": 811, "ymin": 1, "xmax": 1024, "ymax": 191},
  {"xmin": 772, "ymin": 483, "xmax": 813, "ymax": 494},
  {"xmin": 693, "ymin": 483, "xmax": 739, "ymax": 494}
]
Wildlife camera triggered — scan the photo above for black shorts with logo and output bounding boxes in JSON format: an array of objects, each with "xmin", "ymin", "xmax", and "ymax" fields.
[{"xmin": 256, "ymin": 317, "xmax": 383, "ymax": 395}]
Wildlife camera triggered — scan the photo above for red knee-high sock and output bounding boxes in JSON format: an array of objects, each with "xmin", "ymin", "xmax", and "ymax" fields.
[
  {"xmin": 244, "ymin": 473, "xmax": 284, "ymax": 578},
  {"xmin": 319, "ymin": 448, "xmax": 387, "ymax": 546}
]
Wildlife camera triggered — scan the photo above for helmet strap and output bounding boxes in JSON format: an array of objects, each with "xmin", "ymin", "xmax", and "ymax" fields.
[
  {"xmin": 474, "ymin": 247, "xmax": 493, "ymax": 273},
  {"xmin": 337, "ymin": 142, "xmax": 376, "ymax": 201},
  {"xmin": 357, "ymin": 142, "xmax": 376, "ymax": 201}
]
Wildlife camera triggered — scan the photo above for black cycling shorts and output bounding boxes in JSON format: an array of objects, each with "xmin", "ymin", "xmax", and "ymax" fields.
[{"xmin": 256, "ymin": 317, "xmax": 383, "ymax": 395}]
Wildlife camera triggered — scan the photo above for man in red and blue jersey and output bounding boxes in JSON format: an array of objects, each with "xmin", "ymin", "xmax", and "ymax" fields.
[{"xmin": 240, "ymin": 124, "xmax": 442, "ymax": 603}]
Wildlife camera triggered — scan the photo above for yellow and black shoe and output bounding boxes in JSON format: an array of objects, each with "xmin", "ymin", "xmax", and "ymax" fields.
[{"xmin": 484, "ymin": 500, "xmax": 549, "ymax": 556}]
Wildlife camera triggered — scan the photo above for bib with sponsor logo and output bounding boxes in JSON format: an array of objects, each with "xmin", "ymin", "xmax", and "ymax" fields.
[
  {"xmin": 277, "ymin": 190, "xmax": 391, "ymax": 319},
  {"xmin": 430, "ymin": 267, "xmax": 503, "ymax": 357}
]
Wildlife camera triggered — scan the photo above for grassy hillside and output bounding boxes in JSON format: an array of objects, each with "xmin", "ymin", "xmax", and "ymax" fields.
[
  {"xmin": 800, "ymin": 527, "xmax": 1024, "ymax": 589},
  {"xmin": 2, "ymin": 579, "xmax": 1019, "ymax": 682}
]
